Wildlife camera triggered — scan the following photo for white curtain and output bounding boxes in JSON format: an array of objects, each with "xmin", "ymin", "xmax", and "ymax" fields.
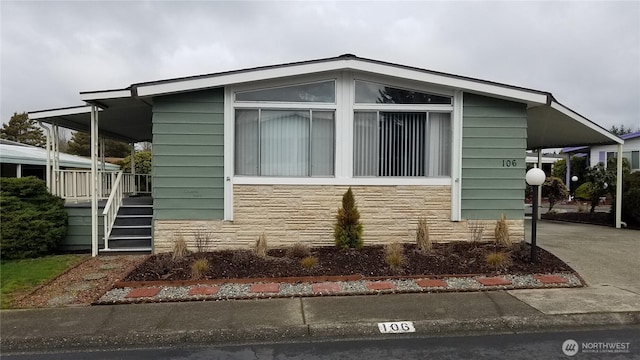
[
  {"xmin": 235, "ymin": 109, "xmax": 259, "ymax": 175},
  {"xmin": 354, "ymin": 112, "xmax": 379, "ymax": 176},
  {"xmin": 426, "ymin": 113, "xmax": 451, "ymax": 177},
  {"xmin": 260, "ymin": 110, "xmax": 310, "ymax": 176},
  {"xmin": 311, "ymin": 111, "xmax": 335, "ymax": 176}
]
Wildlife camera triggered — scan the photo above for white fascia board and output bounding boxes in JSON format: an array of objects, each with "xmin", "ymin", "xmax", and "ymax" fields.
[
  {"xmin": 135, "ymin": 60, "xmax": 352, "ymax": 97},
  {"xmin": 29, "ymin": 106, "xmax": 93, "ymax": 119},
  {"xmin": 351, "ymin": 61, "xmax": 549, "ymax": 105},
  {"xmin": 550, "ymin": 101, "xmax": 623, "ymax": 144},
  {"xmin": 134, "ymin": 59, "xmax": 549, "ymax": 105},
  {"xmin": 80, "ymin": 89, "xmax": 131, "ymax": 102}
]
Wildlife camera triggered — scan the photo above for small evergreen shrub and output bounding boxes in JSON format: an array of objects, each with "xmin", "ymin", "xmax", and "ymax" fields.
[
  {"xmin": 0, "ymin": 177, "xmax": 68, "ymax": 259},
  {"xmin": 254, "ymin": 233, "xmax": 268, "ymax": 258},
  {"xmin": 334, "ymin": 187, "xmax": 363, "ymax": 249},
  {"xmin": 172, "ymin": 234, "xmax": 189, "ymax": 261},
  {"xmin": 300, "ymin": 256, "xmax": 319, "ymax": 270},
  {"xmin": 286, "ymin": 242, "xmax": 311, "ymax": 259},
  {"xmin": 416, "ymin": 217, "xmax": 431, "ymax": 253},
  {"xmin": 485, "ymin": 251, "xmax": 510, "ymax": 271},
  {"xmin": 494, "ymin": 214, "xmax": 511, "ymax": 247},
  {"xmin": 191, "ymin": 258, "xmax": 209, "ymax": 280},
  {"xmin": 384, "ymin": 242, "xmax": 405, "ymax": 273}
]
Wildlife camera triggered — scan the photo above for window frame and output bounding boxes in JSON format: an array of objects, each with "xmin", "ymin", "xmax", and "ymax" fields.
[{"xmin": 227, "ymin": 71, "xmax": 458, "ymax": 187}]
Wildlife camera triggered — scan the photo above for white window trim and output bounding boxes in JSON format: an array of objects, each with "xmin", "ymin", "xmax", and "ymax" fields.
[{"xmin": 224, "ymin": 71, "xmax": 460, "ymax": 221}]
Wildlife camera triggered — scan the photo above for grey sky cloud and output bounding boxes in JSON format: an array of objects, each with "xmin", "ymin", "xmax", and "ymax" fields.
[{"xmin": 1, "ymin": 1, "xmax": 638, "ymax": 135}]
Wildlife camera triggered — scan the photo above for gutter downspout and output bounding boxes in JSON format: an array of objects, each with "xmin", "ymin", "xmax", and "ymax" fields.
[{"xmin": 38, "ymin": 121, "xmax": 52, "ymax": 191}]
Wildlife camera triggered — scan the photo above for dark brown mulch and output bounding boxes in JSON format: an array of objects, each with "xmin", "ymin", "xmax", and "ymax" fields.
[
  {"xmin": 124, "ymin": 242, "xmax": 574, "ymax": 282},
  {"xmin": 542, "ymin": 211, "xmax": 640, "ymax": 229}
]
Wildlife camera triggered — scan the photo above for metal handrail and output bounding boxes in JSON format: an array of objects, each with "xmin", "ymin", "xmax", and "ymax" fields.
[{"xmin": 102, "ymin": 171, "xmax": 125, "ymax": 250}]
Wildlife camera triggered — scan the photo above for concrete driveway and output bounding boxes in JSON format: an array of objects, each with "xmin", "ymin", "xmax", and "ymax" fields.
[{"xmin": 509, "ymin": 220, "xmax": 640, "ymax": 314}]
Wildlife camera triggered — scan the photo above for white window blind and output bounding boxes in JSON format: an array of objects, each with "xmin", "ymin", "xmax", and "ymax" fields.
[
  {"xmin": 354, "ymin": 112, "xmax": 451, "ymax": 177},
  {"xmin": 235, "ymin": 109, "xmax": 335, "ymax": 176}
]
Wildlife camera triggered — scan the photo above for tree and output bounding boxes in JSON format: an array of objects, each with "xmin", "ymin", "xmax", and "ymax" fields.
[
  {"xmin": 551, "ymin": 155, "xmax": 588, "ymax": 195},
  {"xmin": 609, "ymin": 125, "xmax": 634, "ymax": 136},
  {"xmin": 584, "ymin": 163, "xmax": 615, "ymax": 213},
  {"xmin": 542, "ymin": 177, "xmax": 569, "ymax": 212},
  {"xmin": 0, "ymin": 112, "xmax": 46, "ymax": 147},
  {"xmin": 120, "ymin": 150, "xmax": 151, "ymax": 174},
  {"xmin": 67, "ymin": 132, "xmax": 131, "ymax": 158}
]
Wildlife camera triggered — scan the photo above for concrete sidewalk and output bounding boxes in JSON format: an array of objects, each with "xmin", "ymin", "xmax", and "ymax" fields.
[{"xmin": 2, "ymin": 220, "xmax": 639, "ymax": 353}]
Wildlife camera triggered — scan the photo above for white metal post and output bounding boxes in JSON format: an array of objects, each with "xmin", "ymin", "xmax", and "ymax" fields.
[
  {"xmin": 91, "ymin": 105, "xmax": 99, "ymax": 257},
  {"xmin": 38, "ymin": 121, "xmax": 52, "ymax": 191},
  {"xmin": 537, "ymin": 149, "xmax": 543, "ymax": 220},
  {"xmin": 131, "ymin": 142, "xmax": 136, "ymax": 195},
  {"xmin": 16, "ymin": 164, "xmax": 22, "ymax": 178},
  {"xmin": 616, "ymin": 143, "xmax": 623, "ymax": 228}
]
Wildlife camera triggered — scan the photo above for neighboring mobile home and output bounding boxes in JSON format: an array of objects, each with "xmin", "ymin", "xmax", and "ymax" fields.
[{"xmin": 29, "ymin": 55, "xmax": 624, "ymax": 255}]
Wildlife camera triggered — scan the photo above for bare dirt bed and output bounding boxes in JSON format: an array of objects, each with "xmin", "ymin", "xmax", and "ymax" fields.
[{"xmin": 124, "ymin": 242, "xmax": 574, "ymax": 282}]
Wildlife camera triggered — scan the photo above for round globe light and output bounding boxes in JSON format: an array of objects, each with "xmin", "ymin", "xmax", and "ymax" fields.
[
  {"xmin": 526, "ymin": 167, "xmax": 546, "ymax": 186},
  {"xmin": 571, "ymin": 175, "xmax": 578, "ymax": 182}
]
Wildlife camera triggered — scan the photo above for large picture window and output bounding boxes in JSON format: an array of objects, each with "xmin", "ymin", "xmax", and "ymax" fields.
[
  {"xmin": 235, "ymin": 109, "xmax": 335, "ymax": 176},
  {"xmin": 354, "ymin": 112, "xmax": 451, "ymax": 177}
]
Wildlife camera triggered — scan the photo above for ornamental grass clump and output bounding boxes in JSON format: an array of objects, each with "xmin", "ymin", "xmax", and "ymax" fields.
[
  {"xmin": 494, "ymin": 213, "xmax": 511, "ymax": 247},
  {"xmin": 334, "ymin": 187, "xmax": 363, "ymax": 249},
  {"xmin": 300, "ymin": 256, "xmax": 319, "ymax": 270},
  {"xmin": 172, "ymin": 234, "xmax": 189, "ymax": 261},
  {"xmin": 485, "ymin": 251, "xmax": 511, "ymax": 271},
  {"xmin": 254, "ymin": 233, "xmax": 268, "ymax": 258},
  {"xmin": 384, "ymin": 242, "xmax": 405, "ymax": 273},
  {"xmin": 416, "ymin": 217, "xmax": 432, "ymax": 253},
  {"xmin": 191, "ymin": 258, "xmax": 209, "ymax": 280},
  {"xmin": 286, "ymin": 242, "xmax": 311, "ymax": 259}
]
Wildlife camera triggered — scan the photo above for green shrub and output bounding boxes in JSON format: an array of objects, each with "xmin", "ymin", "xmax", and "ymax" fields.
[
  {"xmin": 0, "ymin": 177, "xmax": 68, "ymax": 260},
  {"xmin": 542, "ymin": 177, "xmax": 569, "ymax": 211},
  {"xmin": 574, "ymin": 182, "xmax": 593, "ymax": 201},
  {"xmin": 621, "ymin": 188, "xmax": 640, "ymax": 226},
  {"xmin": 334, "ymin": 187, "xmax": 363, "ymax": 249}
]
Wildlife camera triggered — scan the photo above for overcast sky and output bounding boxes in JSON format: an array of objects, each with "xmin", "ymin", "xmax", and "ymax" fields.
[{"xmin": 1, "ymin": 1, "xmax": 639, "ymax": 133}]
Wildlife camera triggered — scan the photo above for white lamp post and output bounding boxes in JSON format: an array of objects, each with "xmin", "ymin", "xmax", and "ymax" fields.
[{"xmin": 526, "ymin": 168, "xmax": 546, "ymax": 263}]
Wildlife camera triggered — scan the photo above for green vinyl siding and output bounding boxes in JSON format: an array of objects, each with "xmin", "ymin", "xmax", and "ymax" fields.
[
  {"xmin": 152, "ymin": 88, "xmax": 225, "ymax": 220},
  {"xmin": 61, "ymin": 205, "xmax": 105, "ymax": 252},
  {"xmin": 461, "ymin": 93, "xmax": 527, "ymax": 220}
]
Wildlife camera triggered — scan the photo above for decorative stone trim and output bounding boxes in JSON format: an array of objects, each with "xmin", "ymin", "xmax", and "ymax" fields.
[{"xmin": 153, "ymin": 185, "xmax": 524, "ymax": 253}]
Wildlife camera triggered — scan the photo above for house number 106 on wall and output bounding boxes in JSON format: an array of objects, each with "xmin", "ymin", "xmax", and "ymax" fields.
[{"xmin": 502, "ymin": 159, "xmax": 517, "ymax": 167}]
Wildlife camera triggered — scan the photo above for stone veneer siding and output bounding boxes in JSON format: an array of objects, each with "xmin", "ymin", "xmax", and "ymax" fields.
[{"xmin": 153, "ymin": 185, "xmax": 524, "ymax": 253}]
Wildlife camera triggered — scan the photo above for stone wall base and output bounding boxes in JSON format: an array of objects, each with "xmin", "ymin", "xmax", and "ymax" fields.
[{"xmin": 154, "ymin": 185, "xmax": 524, "ymax": 253}]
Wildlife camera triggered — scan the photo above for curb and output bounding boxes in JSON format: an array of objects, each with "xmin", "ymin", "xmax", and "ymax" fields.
[{"xmin": 2, "ymin": 312, "xmax": 639, "ymax": 353}]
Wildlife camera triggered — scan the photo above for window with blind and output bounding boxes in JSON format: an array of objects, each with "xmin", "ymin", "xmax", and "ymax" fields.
[
  {"xmin": 354, "ymin": 112, "xmax": 451, "ymax": 177},
  {"xmin": 235, "ymin": 109, "xmax": 335, "ymax": 176}
]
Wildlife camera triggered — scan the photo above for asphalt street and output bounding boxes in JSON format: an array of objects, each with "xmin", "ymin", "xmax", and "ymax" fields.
[{"xmin": 4, "ymin": 326, "xmax": 638, "ymax": 360}]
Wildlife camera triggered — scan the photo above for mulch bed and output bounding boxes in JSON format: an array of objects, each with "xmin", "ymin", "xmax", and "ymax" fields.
[{"xmin": 124, "ymin": 242, "xmax": 574, "ymax": 282}]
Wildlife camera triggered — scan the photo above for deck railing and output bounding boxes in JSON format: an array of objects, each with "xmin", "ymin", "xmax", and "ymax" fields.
[
  {"xmin": 102, "ymin": 171, "xmax": 125, "ymax": 249},
  {"xmin": 52, "ymin": 170, "xmax": 151, "ymax": 201}
]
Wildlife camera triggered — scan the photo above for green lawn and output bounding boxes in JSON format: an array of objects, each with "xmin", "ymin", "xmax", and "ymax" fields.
[{"xmin": 0, "ymin": 254, "xmax": 87, "ymax": 309}]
